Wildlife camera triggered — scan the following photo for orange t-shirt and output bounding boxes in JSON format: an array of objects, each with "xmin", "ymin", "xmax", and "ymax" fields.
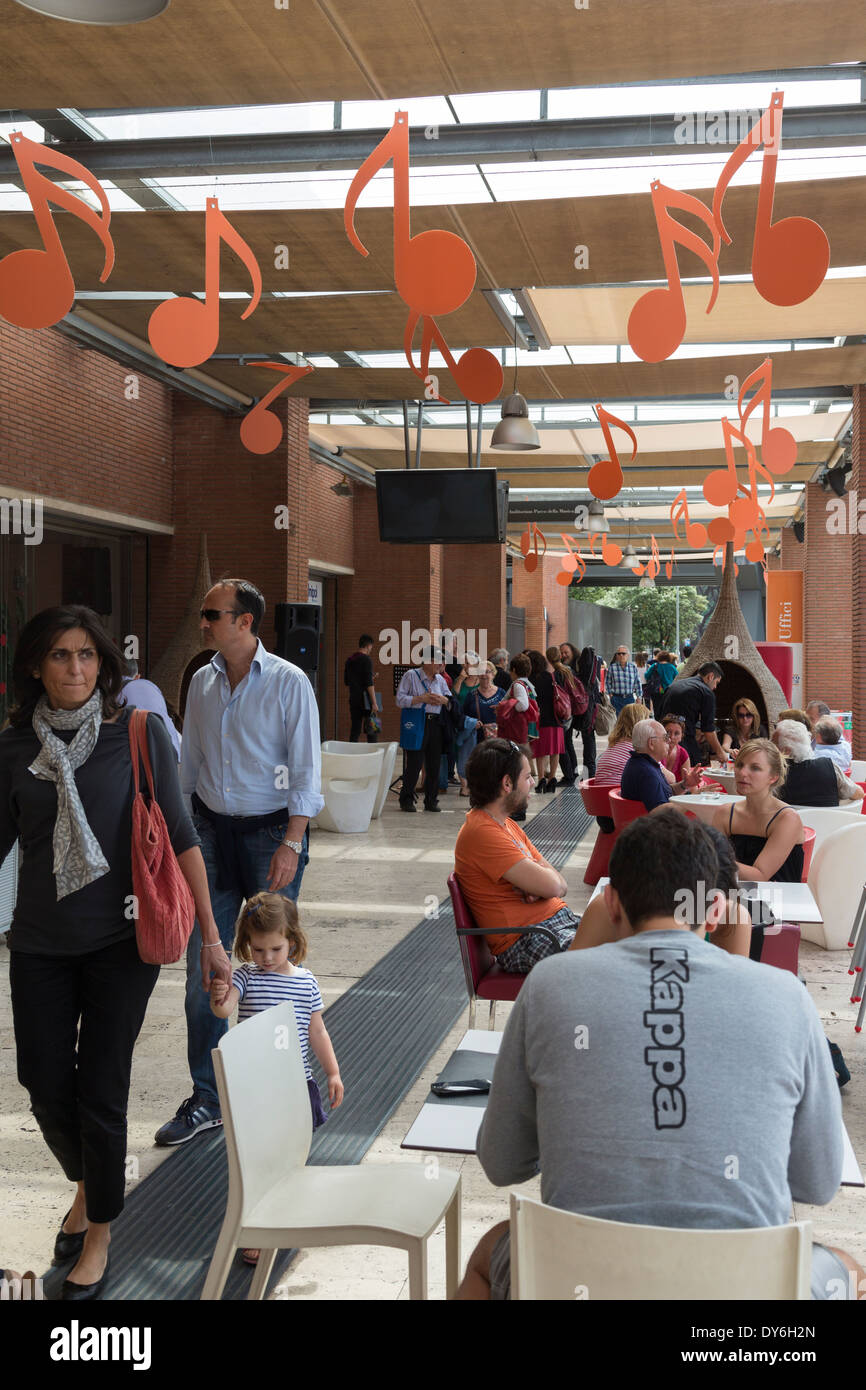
[{"xmin": 454, "ymin": 807, "xmax": 566, "ymax": 955}]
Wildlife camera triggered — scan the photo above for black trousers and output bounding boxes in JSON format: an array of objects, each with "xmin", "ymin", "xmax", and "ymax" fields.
[
  {"xmin": 10, "ymin": 935, "xmax": 159, "ymax": 1224},
  {"xmin": 349, "ymin": 699, "xmax": 378, "ymax": 742},
  {"xmin": 576, "ymin": 712, "xmax": 597, "ymax": 778},
  {"xmin": 402, "ymin": 715, "xmax": 443, "ymax": 807}
]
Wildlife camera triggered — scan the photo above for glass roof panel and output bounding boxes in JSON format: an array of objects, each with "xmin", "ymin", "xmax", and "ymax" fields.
[
  {"xmin": 85, "ymin": 104, "xmax": 336, "ymax": 140},
  {"xmin": 149, "ymin": 164, "xmax": 491, "ymax": 210},
  {"xmin": 339, "ymin": 97, "xmax": 454, "ymax": 130},
  {"xmin": 547, "ymin": 78, "xmax": 861, "ymax": 120},
  {"xmin": 450, "ymin": 90, "xmax": 542, "ymax": 123}
]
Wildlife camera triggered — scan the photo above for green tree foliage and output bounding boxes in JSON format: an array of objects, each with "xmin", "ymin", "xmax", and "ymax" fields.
[{"xmin": 570, "ymin": 585, "xmax": 709, "ymax": 652}]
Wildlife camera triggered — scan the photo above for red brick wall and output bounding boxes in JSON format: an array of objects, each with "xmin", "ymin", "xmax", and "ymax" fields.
[
  {"xmin": 512, "ymin": 554, "xmax": 568, "ymax": 652},
  {"xmin": 0, "ymin": 321, "xmax": 173, "ymax": 526},
  {"xmin": 441, "ymin": 542, "xmax": 507, "ymax": 666},
  {"xmin": 306, "ymin": 462, "xmax": 354, "ymax": 572}
]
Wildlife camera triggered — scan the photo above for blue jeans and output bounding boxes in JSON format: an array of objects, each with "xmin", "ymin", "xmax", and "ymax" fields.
[
  {"xmin": 185, "ymin": 813, "xmax": 309, "ymax": 1106},
  {"xmin": 611, "ymin": 693, "xmax": 636, "ymax": 716}
]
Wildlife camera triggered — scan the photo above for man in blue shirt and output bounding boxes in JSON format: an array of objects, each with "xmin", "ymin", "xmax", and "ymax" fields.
[
  {"xmin": 621, "ymin": 720, "xmax": 701, "ymax": 810},
  {"xmin": 155, "ymin": 578, "xmax": 324, "ymax": 1146},
  {"xmin": 396, "ymin": 647, "xmax": 451, "ymax": 812},
  {"xmin": 120, "ymin": 659, "xmax": 182, "ymax": 760},
  {"xmin": 606, "ymin": 645, "xmax": 642, "ymax": 715}
]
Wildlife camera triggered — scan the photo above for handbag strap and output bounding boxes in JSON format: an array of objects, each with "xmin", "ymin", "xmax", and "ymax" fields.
[{"xmin": 129, "ymin": 709, "xmax": 156, "ymax": 801}]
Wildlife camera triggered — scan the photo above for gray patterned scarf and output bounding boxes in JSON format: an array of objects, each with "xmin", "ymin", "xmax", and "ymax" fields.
[{"xmin": 28, "ymin": 691, "xmax": 110, "ymax": 900}]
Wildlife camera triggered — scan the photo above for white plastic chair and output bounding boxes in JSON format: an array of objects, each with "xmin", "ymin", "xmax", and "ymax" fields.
[
  {"xmin": 791, "ymin": 805, "xmax": 861, "ymax": 857},
  {"xmin": 321, "ymin": 740, "xmax": 397, "ymax": 819},
  {"xmin": 201, "ymin": 1003, "xmax": 462, "ymax": 1301},
  {"xmin": 510, "ymin": 1193, "xmax": 812, "ymax": 1301},
  {"xmin": 806, "ymin": 819, "xmax": 866, "ymax": 950},
  {"xmin": 851, "ymin": 759, "xmax": 866, "ymax": 782},
  {"xmin": 313, "ymin": 747, "xmax": 385, "ymax": 833}
]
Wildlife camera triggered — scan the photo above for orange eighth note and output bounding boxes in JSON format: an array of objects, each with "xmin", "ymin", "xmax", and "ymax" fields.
[
  {"xmin": 147, "ymin": 197, "xmax": 263, "ymax": 369},
  {"xmin": 587, "ymin": 406, "xmax": 638, "ymax": 502},
  {"xmin": 404, "ymin": 311, "xmax": 503, "ymax": 405},
  {"xmin": 0, "ymin": 132, "xmax": 115, "ymax": 331},
  {"xmin": 627, "ymin": 181, "xmax": 721, "ymax": 363},
  {"xmin": 240, "ymin": 362, "xmax": 315, "ymax": 455}
]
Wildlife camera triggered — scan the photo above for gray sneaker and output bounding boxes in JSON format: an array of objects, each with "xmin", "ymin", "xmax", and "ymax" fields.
[{"xmin": 154, "ymin": 1094, "xmax": 222, "ymax": 1147}]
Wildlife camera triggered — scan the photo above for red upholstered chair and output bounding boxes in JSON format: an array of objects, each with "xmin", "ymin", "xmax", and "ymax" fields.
[
  {"xmin": 800, "ymin": 826, "xmax": 816, "ymax": 883},
  {"xmin": 579, "ymin": 779, "xmax": 618, "ymax": 885},
  {"xmin": 760, "ymin": 923, "xmax": 801, "ymax": 976},
  {"xmin": 609, "ymin": 789, "xmax": 648, "ymax": 832},
  {"xmin": 447, "ymin": 872, "xmax": 562, "ymax": 1030}
]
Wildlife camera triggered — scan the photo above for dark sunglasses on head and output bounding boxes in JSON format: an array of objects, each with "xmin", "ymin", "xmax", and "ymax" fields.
[{"xmin": 200, "ymin": 608, "xmax": 240, "ymax": 622}]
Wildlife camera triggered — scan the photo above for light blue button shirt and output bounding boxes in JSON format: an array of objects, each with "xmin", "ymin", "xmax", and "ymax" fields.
[
  {"xmin": 396, "ymin": 667, "xmax": 451, "ymax": 714},
  {"xmin": 180, "ymin": 640, "xmax": 324, "ymax": 819}
]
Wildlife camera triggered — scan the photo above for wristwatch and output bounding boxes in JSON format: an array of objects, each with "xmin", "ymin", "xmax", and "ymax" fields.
[{"xmin": 281, "ymin": 838, "xmax": 304, "ymax": 854}]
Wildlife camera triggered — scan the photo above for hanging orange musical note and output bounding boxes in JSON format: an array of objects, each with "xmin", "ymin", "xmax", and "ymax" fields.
[
  {"xmin": 0, "ymin": 131, "xmax": 114, "ymax": 330},
  {"xmin": 556, "ymin": 535, "xmax": 586, "ymax": 586},
  {"xmin": 669, "ymin": 488, "xmax": 708, "ymax": 549},
  {"xmin": 707, "ymin": 514, "xmax": 736, "ymax": 546},
  {"xmin": 404, "ymin": 311, "xmax": 503, "ymax": 404},
  {"xmin": 631, "ymin": 535, "xmax": 661, "ymax": 579},
  {"xmin": 737, "ymin": 358, "xmax": 797, "ymax": 477},
  {"xmin": 704, "ymin": 417, "xmax": 772, "ymax": 512},
  {"xmin": 713, "ymin": 91, "xmax": 830, "ymax": 308},
  {"xmin": 147, "ymin": 198, "xmax": 262, "ymax": 369},
  {"xmin": 713, "ymin": 544, "xmax": 739, "ymax": 577},
  {"xmin": 240, "ymin": 362, "xmax": 314, "ymax": 454},
  {"xmin": 587, "ymin": 531, "xmax": 623, "ymax": 567},
  {"xmin": 344, "ymin": 112, "xmax": 476, "ymax": 318},
  {"xmin": 587, "ymin": 405, "xmax": 638, "ymax": 501},
  {"xmin": 520, "ymin": 522, "xmax": 547, "ymax": 573},
  {"xmin": 627, "ymin": 180, "xmax": 721, "ymax": 362},
  {"xmin": 665, "ymin": 545, "xmax": 677, "ymax": 581}
]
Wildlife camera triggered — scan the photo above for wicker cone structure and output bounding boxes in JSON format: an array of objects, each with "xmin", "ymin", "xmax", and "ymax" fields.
[
  {"xmin": 674, "ymin": 541, "xmax": 787, "ymax": 731},
  {"xmin": 149, "ymin": 531, "xmax": 213, "ymax": 715}
]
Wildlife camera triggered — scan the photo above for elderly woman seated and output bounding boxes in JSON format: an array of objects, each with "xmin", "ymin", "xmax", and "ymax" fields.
[
  {"xmin": 812, "ymin": 716, "xmax": 853, "ymax": 774},
  {"xmin": 772, "ymin": 719, "xmax": 863, "ymax": 807}
]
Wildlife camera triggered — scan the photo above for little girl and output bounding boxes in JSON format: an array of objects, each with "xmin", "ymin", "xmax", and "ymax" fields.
[{"xmin": 210, "ymin": 892, "xmax": 344, "ymax": 1263}]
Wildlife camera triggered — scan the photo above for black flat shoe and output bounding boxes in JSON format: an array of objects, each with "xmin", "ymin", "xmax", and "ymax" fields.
[
  {"xmin": 52, "ymin": 1210, "xmax": 87, "ymax": 1266},
  {"xmin": 61, "ymin": 1253, "xmax": 110, "ymax": 1302},
  {"xmin": 424, "ymin": 803, "xmax": 441, "ymax": 812}
]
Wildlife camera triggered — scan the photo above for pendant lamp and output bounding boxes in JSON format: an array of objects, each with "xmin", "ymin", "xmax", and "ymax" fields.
[
  {"xmin": 14, "ymin": 0, "xmax": 168, "ymax": 21},
  {"xmin": 491, "ymin": 316, "xmax": 540, "ymax": 451},
  {"xmin": 586, "ymin": 499, "xmax": 609, "ymax": 534}
]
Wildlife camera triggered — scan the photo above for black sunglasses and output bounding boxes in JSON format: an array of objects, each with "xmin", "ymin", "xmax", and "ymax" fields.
[{"xmin": 200, "ymin": 608, "xmax": 240, "ymax": 622}]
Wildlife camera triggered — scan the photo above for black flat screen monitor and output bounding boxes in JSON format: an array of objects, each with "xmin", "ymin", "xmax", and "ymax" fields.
[{"xmin": 376, "ymin": 468, "xmax": 503, "ymax": 544}]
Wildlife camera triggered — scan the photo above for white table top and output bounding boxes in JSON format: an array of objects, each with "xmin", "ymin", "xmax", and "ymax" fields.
[
  {"xmin": 670, "ymin": 791, "xmax": 744, "ymax": 823},
  {"xmin": 589, "ymin": 876, "xmax": 822, "ymax": 924}
]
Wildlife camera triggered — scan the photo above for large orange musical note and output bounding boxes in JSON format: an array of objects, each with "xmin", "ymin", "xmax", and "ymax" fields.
[
  {"xmin": 713, "ymin": 91, "xmax": 830, "ymax": 308},
  {"xmin": 0, "ymin": 132, "xmax": 114, "ymax": 330},
  {"xmin": 670, "ymin": 488, "xmax": 708, "ymax": 549},
  {"xmin": 520, "ymin": 522, "xmax": 547, "ymax": 573},
  {"xmin": 587, "ymin": 405, "xmax": 638, "ymax": 501},
  {"xmin": 703, "ymin": 417, "xmax": 771, "ymax": 510},
  {"xmin": 147, "ymin": 198, "xmax": 262, "ymax": 369},
  {"xmin": 556, "ymin": 535, "xmax": 586, "ymax": 586},
  {"xmin": 240, "ymin": 362, "xmax": 314, "ymax": 454},
  {"xmin": 627, "ymin": 180, "xmax": 721, "ymax": 362},
  {"xmin": 737, "ymin": 358, "xmax": 797, "ymax": 477},
  {"xmin": 404, "ymin": 311, "xmax": 503, "ymax": 404},
  {"xmin": 587, "ymin": 531, "xmax": 623, "ymax": 567},
  {"xmin": 344, "ymin": 112, "xmax": 476, "ymax": 318}
]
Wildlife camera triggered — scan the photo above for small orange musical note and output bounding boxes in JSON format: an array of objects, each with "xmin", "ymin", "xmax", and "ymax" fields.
[
  {"xmin": 665, "ymin": 545, "xmax": 677, "ymax": 581},
  {"xmin": 587, "ymin": 405, "xmax": 637, "ymax": 502},
  {"xmin": 587, "ymin": 531, "xmax": 623, "ymax": 567},
  {"xmin": 737, "ymin": 358, "xmax": 797, "ymax": 478},
  {"xmin": 713, "ymin": 91, "xmax": 830, "ymax": 308},
  {"xmin": 147, "ymin": 198, "xmax": 263, "ymax": 369},
  {"xmin": 240, "ymin": 362, "xmax": 314, "ymax": 455},
  {"xmin": 404, "ymin": 311, "xmax": 503, "ymax": 404},
  {"xmin": 631, "ymin": 535, "xmax": 661, "ymax": 579},
  {"xmin": 556, "ymin": 535, "xmax": 586, "ymax": 586},
  {"xmin": 520, "ymin": 522, "xmax": 547, "ymax": 573},
  {"xmin": 0, "ymin": 131, "xmax": 114, "ymax": 330},
  {"xmin": 704, "ymin": 417, "xmax": 772, "ymax": 511},
  {"xmin": 627, "ymin": 180, "xmax": 721, "ymax": 362},
  {"xmin": 713, "ymin": 544, "xmax": 739, "ymax": 577},
  {"xmin": 344, "ymin": 112, "xmax": 476, "ymax": 318},
  {"xmin": 707, "ymin": 515, "xmax": 736, "ymax": 546},
  {"xmin": 670, "ymin": 488, "xmax": 708, "ymax": 549}
]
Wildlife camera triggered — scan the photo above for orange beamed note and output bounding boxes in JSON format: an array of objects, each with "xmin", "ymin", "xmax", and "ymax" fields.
[
  {"xmin": 240, "ymin": 362, "xmax": 314, "ymax": 455},
  {"xmin": 703, "ymin": 416, "xmax": 771, "ymax": 511},
  {"xmin": 404, "ymin": 311, "xmax": 503, "ymax": 405},
  {"xmin": 344, "ymin": 112, "xmax": 476, "ymax": 318},
  {"xmin": 520, "ymin": 521, "xmax": 547, "ymax": 573},
  {"xmin": 556, "ymin": 535, "xmax": 586, "ymax": 586},
  {"xmin": 630, "ymin": 535, "xmax": 661, "ymax": 579},
  {"xmin": 587, "ymin": 405, "xmax": 638, "ymax": 501},
  {"xmin": 627, "ymin": 180, "xmax": 721, "ymax": 363},
  {"xmin": 712, "ymin": 91, "xmax": 830, "ymax": 308},
  {"xmin": 587, "ymin": 530, "xmax": 623, "ymax": 567},
  {"xmin": 669, "ymin": 488, "xmax": 708, "ymax": 549},
  {"xmin": 737, "ymin": 357, "xmax": 797, "ymax": 478},
  {"xmin": 0, "ymin": 132, "xmax": 114, "ymax": 330},
  {"xmin": 147, "ymin": 198, "xmax": 263, "ymax": 369}
]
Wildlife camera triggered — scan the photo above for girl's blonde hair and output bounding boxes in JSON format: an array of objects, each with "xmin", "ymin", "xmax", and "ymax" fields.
[
  {"xmin": 608, "ymin": 701, "xmax": 652, "ymax": 747},
  {"xmin": 234, "ymin": 891, "xmax": 307, "ymax": 964},
  {"xmin": 734, "ymin": 737, "xmax": 788, "ymax": 791}
]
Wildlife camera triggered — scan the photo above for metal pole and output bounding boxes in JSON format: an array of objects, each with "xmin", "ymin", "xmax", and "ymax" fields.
[
  {"xmin": 475, "ymin": 402, "xmax": 483, "ymax": 469},
  {"xmin": 675, "ymin": 585, "xmax": 680, "ymax": 655},
  {"xmin": 415, "ymin": 401, "xmax": 423, "ymax": 469},
  {"xmin": 465, "ymin": 401, "xmax": 473, "ymax": 468},
  {"xmin": 402, "ymin": 400, "xmax": 411, "ymax": 469}
]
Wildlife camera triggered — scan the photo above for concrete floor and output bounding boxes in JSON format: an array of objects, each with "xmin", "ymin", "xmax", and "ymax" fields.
[{"xmin": 1, "ymin": 770, "xmax": 864, "ymax": 1298}]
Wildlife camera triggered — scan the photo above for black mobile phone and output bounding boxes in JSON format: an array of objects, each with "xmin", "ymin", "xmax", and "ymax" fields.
[{"xmin": 430, "ymin": 1079, "xmax": 491, "ymax": 1097}]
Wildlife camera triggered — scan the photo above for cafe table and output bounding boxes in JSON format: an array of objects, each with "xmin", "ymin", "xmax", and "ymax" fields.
[{"xmin": 670, "ymin": 790, "xmax": 744, "ymax": 823}]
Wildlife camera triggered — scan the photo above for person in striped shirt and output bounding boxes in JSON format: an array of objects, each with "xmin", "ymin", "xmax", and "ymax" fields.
[{"xmin": 210, "ymin": 892, "xmax": 343, "ymax": 1264}]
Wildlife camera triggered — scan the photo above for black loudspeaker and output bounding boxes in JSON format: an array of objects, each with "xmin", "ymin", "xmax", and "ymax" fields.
[
  {"xmin": 793, "ymin": 520, "xmax": 805, "ymax": 543},
  {"xmin": 275, "ymin": 603, "xmax": 321, "ymax": 671}
]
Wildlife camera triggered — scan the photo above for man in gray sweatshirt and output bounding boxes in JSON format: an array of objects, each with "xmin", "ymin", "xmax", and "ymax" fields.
[{"xmin": 457, "ymin": 810, "xmax": 861, "ymax": 1300}]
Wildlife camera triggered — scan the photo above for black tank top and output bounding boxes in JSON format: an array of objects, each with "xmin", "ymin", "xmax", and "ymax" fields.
[{"xmin": 728, "ymin": 804, "xmax": 804, "ymax": 883}]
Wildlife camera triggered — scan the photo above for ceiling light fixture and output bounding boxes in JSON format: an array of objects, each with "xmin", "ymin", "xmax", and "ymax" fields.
[
  {"xmin": 586, "ymin": 499, "xmax": 609, "ymax": 534},
  {"xmin": 331, "ymin": 475, "xmax": 352, "ymax": 497},
  {"xmin": 14, "ymin": 0, "xmax": 168, "ymax": 22},
  {"xmin": 638, "ymin": 574, "xmax": 656, "ymax": 590},
  {"xmin": 491, "ymin": 311, "xmax": 540, "ymax": 451}
]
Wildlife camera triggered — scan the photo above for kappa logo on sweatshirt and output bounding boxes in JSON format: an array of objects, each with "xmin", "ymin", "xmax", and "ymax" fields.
[{"xmin": 643, "ymin": 946, "xmax": 689, "ymax": 1129}]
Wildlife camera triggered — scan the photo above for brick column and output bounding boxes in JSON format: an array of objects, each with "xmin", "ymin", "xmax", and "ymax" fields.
[
  {"xmin": 441, "ymin": 542, "xmax": 507, "ymax": 667},
  {"xmin": 851, "ymin": 384, "xmax": 866, "ymax": 755},
  {"xmin": 512, "ymin": 553, "xmax": 569, "ymax": 652},
  {"xmin": 802, "ymin": 478, "xmax": 854, "ymax": 711}
]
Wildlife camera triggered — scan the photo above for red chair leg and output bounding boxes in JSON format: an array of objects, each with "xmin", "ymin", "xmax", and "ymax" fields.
[{"xmin": 584, "ymin": 829, "xmax": 618, "ymax": 885}]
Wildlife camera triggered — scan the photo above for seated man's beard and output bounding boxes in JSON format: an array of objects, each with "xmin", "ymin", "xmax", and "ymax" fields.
[{"xmin": 505, "ymin": 787, "xmax": 528, "ymax": 816}]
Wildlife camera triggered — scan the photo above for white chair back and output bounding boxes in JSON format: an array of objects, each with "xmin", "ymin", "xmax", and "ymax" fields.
[
  {"xmin": 321, "ymin": 749, "xmax": 384, "ymax": 783},
  {"xmin": 851, "ymin": 759, "xmax": 866, "ymax": 782},
  {"xmin": 321, "ymin": 741, "xmax": 397, "ymax": 818},
  {"xmin": 213, "ymin": 1003, "xmax": 311, "ymax": 1221},
  {"xmin": 795, "ymin": 805, "xmax": 861, "ymax": 858},
  {"xmin": 807, "ymin": 820, "xmax": 866, "ymax": 950},
  {"xmin": 510, "ymin": 1194, "xmax": 812, "ymax": 1300}
]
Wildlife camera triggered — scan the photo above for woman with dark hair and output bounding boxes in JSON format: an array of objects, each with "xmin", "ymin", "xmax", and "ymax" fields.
[
  {"xmin": 0, "ymin": 606, "xmax": 228, "ymax": 1300},
  {"xmin": 527, "ymin": 649, "xmax": 564, "ymax": 793},
  {"xmin": 575, "ymin": 646, "xmax": 599, "ymax": 778}
]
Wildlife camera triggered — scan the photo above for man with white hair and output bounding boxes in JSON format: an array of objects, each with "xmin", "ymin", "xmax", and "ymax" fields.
[
  {"xmin": 621, "ymin": 719, "xmax": 702, "ymax": 811},
  {"xmin": 490, "ymin": 648, "xmax": 511, "ymax": 692},
  {"xmin": 773, "ymin": 720, "xmax": 863, "ymax": 807},
  {"xmin": 813, "ymin": 716, "xmax": 853, "ymax": 774}
]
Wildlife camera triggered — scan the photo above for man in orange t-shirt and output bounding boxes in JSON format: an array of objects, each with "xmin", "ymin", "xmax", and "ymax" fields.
[{"xmin": 454, "ymin": 739, "xmax": 580, "ymax": 974}]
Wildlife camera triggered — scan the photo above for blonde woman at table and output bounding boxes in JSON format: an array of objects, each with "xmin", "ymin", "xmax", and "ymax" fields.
[{"xmin": 709, "ymin": 739, "xmax": 804, "ymax": 884}]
